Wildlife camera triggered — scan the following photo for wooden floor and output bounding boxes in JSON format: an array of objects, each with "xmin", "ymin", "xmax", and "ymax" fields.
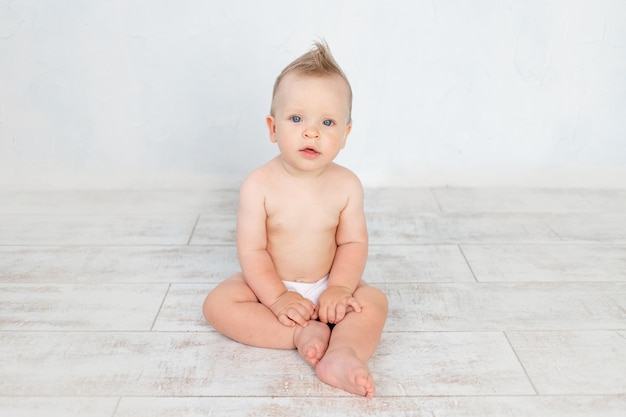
[{"xmin": 1, "ymin": 188, "xmax": 625, "ymax": 416}]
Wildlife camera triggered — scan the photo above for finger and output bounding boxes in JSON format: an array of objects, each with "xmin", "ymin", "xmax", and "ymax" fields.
[
  {"xmin": 335, "ymin": 303, "xmax": 347, "ymax": 323},
  {"xmin": 318, "ymin": 305, "xmax": 329, "ymax": 324},
  {"xmin": 278, "ymin": 314, "xmax": 295, "ymax": 327},
  {"xmin": 347, "ymin": 297, "xmax": 362, "ymax": 313},
  {"xmin": 288, "ymin": 309, "xmax": 308, "ymax": 327},
  {"xmin": 295, "ymin": 302, "xmax": 315, "ymax": 321},
  {"xmin": 305, "ymin": 300, "xmax": 317, "ymax": 316},
  {"xmin": 326, "ymin": 305, "xmax": 337, "ymax": 324},
  {"xmin": 298, "ymin": 302, "xmax": 314, "ymax": 319}
]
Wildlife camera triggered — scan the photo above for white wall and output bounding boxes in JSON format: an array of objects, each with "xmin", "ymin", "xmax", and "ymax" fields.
[{"xmin": 1, "ymin": 0, "xmax": 625, "ymax": 189}]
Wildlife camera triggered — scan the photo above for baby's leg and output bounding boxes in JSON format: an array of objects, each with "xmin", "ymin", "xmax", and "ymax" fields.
[
  {"xmin": 315, "ymin": 283, "xmax": 388, "ymax": 398},
  {"xmin": 203, "ymin": 273, "xmax": 297, "ymax": 349},
  {"xmin": 203, "ymin": 273, "xmax": 330, "ymax": 362}
]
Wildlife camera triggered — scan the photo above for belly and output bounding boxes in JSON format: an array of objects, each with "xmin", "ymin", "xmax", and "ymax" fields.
[{"xmin": 268, "ymin": 234, "xmax": 337, "ymax": 282}]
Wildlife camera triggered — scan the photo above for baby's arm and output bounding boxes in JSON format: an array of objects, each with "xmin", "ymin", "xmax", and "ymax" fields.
[
  {"xmin": 317, "ymin": 174, "xmax": 368, "ymax": 324},
  {"xmin": 237, "ymin": 173, "xmax": 316, "ymax": 327}
]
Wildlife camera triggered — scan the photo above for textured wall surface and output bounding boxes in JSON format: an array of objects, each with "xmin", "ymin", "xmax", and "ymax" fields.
[{"xmin": 0, "ymin": 0, "xmax": 625, "ymax": 189}]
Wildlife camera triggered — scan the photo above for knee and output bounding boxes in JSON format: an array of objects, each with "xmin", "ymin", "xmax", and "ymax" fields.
[
  {"xmin": 360, "ymin": 285, "xmax": 388, "ymax": 314},
  {"xmin": 202, "ymin": 281, "xmax": 231, "ymax": 326},
  {"xmin": 202, "ymin": 288, "xmax": 220, "ymax": 326},
  {"xmin": 373, "ymin": 287, "xmax": 389, "ymax": 313},
  {"xmin": 202, "ymin": 273, "xmax": 252, "ymax": 327}
]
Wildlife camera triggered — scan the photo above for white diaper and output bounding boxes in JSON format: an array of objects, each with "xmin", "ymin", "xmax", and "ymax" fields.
[{"xmin": 282, "ymin": 275, "xmax": 329, "ymax": 305}]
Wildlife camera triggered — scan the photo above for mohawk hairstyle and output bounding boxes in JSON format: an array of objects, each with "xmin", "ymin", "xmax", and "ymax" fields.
[{"xmin": 270, "ymin": 40, "xmax": 352, "ymax": 121}]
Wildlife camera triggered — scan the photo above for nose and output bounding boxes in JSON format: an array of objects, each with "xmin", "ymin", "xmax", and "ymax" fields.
[{"xmin": 303, "ymin": 126, "xmax": 320, "ymax": 140}]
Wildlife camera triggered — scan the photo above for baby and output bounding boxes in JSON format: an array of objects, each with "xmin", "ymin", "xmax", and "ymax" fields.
[{"xmin": 203, "ymin": 41, "xmax": 388, "ymax": 398}]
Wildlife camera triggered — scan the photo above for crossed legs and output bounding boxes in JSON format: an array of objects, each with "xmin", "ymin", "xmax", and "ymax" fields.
[{"xmin": 203, "ymin": 273, "xmax": 388, "ymax": 397}]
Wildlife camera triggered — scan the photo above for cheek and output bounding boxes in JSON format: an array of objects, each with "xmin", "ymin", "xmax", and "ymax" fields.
[
  {"xmin": 275, "ymin": 124, "xmax": 302, "ymax": 144},
  {"xmin": 274, "ymin": 124, "xmax": 293, "ymax": 139},
  {"xmin": 334, "ymin": 130, "xmax": 349, "ymax": 143}
]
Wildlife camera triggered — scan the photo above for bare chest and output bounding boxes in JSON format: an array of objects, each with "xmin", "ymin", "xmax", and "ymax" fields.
[{"xmin": 265, "ymin": 191, "xmax": 345, "ymax": 235}]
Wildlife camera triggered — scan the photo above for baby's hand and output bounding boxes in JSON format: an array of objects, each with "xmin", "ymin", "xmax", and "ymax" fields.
[
  {"xmin": 269, "ymin": 291, "xmax": 317, "ymax": 327},
  {"xmin": 317, "ymin": 285, "xmax": 362, "ymax": 324}
]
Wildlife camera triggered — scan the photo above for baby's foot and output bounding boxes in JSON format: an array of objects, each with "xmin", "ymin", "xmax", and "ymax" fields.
[
  {"xmin": 316, "ymin": 347, "xmax": 375, "ymax": 398},
  {"xmin": 293, "ymin": 321, "xmax": 331, "ymax": 367}
]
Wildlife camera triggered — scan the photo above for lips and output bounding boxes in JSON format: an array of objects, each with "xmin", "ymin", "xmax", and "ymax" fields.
[{"xmin": 300, "ymin": 147, "xmax": 320, "ymax": 158}]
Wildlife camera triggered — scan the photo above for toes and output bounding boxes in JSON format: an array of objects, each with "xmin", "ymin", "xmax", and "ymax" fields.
[
  {"xmin": 294, "ymin": 321, "xmax": 331, "ymax": 367},
  {"xmin": 297, "ymin": 344, "xmax": 316, "ymax": 365},
  {"xmin": 360, "ymin": 374, "xmax": 375, "ymax": 398},
  {"xmin": 303, "ymin": 346, "xmax": 320, "ymax": 366}
]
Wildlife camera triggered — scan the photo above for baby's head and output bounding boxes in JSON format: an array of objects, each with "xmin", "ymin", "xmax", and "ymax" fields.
[{"xmin": 270, "ymin": 41, "xmax": 352, "ymax": 124}]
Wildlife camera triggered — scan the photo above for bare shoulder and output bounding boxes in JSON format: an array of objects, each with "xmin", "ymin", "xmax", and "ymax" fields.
[
  {"xmin": 329, "ymin": 164, "xmax": 367, "ymax": 244},
  {"xmin": 239, "ymin": 159, "xmax": 279, "ymax": 196},
  {"xmin": 326, "ymin": 163, "xmax": 364, "ymax": 197},
  {"xmin": 237, "ymin": 164, "xmax": 272, "ymax": 215}
]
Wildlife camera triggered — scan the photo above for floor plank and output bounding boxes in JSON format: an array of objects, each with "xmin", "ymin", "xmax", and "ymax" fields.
[
  {"xmin": 461, "ymin": 244, "xmax": 626, "ymax": 282},
  {"xmin": 365, "ymin": 245, "xmax": 475, "ymax": 283},
  {"xmin": 382, "ymin": 282, "xmax": 626, "ymax": 331},
  {"xmin": 0, "ymin": 189, "xmax": 238, "ymax": 214},
  {"xmin": 432, "ymin": 188, "xmax": 626, "ymax": 213},
  {"xmin": 507, "ymin": 330, "xmax": 626, "ymax": 395},
  {"xmin": 0, "ymin": 283, "xmax": 169, "ymax": 330},
  {"xmin": 547, "ymin": 213, "xmax": 626, "ymax": 242},
  {"xmin": 0, "ymin": 246, "xmax": 238, "ymax": 284},
  {"xmin": 367, "ymin": 213, "xmax": 561, "ymax": 244},
  {"xmin": 364, "ymin": 188, "xmax": 440, "ymax": 213},
  {"xmin": 152, "ymin": 283, "xmax": 213, "ymax": 332},
  {"xmin": 0, "ymin": 397, "xmax": 117, "ymax": 417},
  {"xmin": 0, "ymin": 214, "xmax": 197, "ymax": 245},
  {"xmin": 374, "ymin": 332, "xmax": 535, "ymax": 396},
  {"xmin": 188, "ymin": 214, "xmax": 236, "ymax": 245},
  {"xmin": 114, "ymin": 395, "xmax": 626, "ymax": 417}
]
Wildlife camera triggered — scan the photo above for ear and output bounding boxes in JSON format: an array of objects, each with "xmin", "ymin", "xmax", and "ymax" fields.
[
  {"xmin": 340, "ymin": 123, "xmax": 352, "ymax": 149},
  {"xmin": 266, "ymin": 115, "xmax": 277, "ymax": 143}
]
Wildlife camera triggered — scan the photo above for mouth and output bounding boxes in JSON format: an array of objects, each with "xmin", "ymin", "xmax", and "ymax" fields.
[{"xmin": 299, "ymin": 147, "xmax": 320, "ymax": 158}]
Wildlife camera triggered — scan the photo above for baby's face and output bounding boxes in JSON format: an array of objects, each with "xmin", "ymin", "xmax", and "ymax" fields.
[{"xmin": 267, "ymin": 73, "xmax": 352, "ymax": 176}]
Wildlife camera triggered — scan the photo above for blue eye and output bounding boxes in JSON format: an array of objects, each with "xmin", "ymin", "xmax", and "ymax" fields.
[
  {"xmin": 291, "ymin": 116, "xmax": 302, "ymax": 123},
  {"xmin": 323, "ymin": 119, "xmax": 334, "ymax": 126}
]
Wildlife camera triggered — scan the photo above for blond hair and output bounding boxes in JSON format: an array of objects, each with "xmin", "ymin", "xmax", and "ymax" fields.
[{"xmin": 270, "ymin": 41, "xmax": 352, "ymax": 122}]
